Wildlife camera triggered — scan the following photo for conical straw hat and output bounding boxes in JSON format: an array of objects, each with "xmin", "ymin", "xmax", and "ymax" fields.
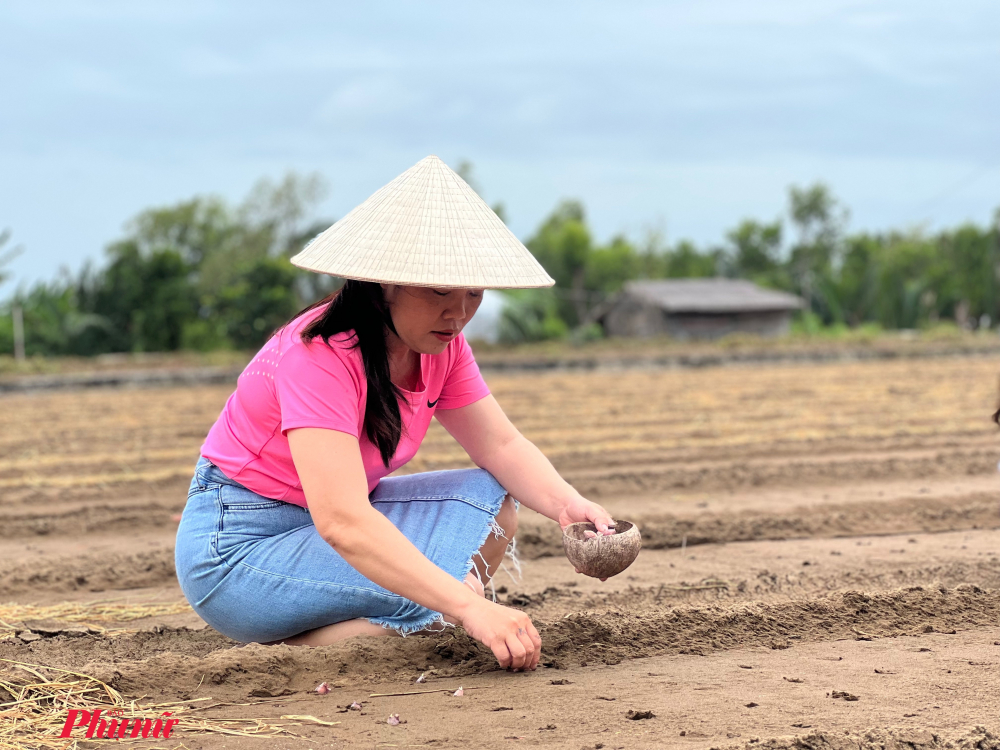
[{"xmin": 290, "ymin": 155, "xmax": 555, "ymax": 289}]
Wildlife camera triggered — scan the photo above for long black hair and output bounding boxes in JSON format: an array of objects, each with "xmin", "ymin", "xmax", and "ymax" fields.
[{"xmin": 284, "ymin": 280, "xmax": 405, "ymax": 467}]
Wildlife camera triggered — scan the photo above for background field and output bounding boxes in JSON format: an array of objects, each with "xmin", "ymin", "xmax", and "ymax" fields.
[{"xmin": 1, "ymin": 354, "xmax": 999, "ymax": 748}]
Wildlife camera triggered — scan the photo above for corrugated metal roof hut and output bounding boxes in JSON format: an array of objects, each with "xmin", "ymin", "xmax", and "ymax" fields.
[{"xmin": 598, "ymin": 279, "xmax": 805, "ymax": 340}]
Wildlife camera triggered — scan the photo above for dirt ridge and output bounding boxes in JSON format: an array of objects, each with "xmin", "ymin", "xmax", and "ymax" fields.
[
  {"xmin": 4, "ymin": 505, "xmax": 998, "ymax": 598},
  {"xmin": 505, "ymin": 559, "xmax": 1000, "ymax": 613},
  {"xmin": 0, "ymin": 548, "xmax": 176, "ymax": 596},
  {"xmin": 517, "ymin": 492, "xmax": 1000, "ymax": 558},
  {"xmin": 4, "ymin": 342, "xmax": 1000, "ymax": 394},
  {"xmin": 3, "ymin": 357, "xmax": 998, "ymax": 747},
  {"xmin": 721, "ymin": 726, "xmax": 1000, "ymax": 750},
  {"xmin": 563, "ymin": 449, "xmax": 1000, "ymax": 497},
  {"xmin": 2, "ymin": 585, "xmax": 995, "ymax": 701},
  {"xmin": 475, "ymin": 342, "xmax": 1000, "ymax": 372},
  {"xmin": 0, "ymin": 503, "xmax": 181, "ymax": 539}
]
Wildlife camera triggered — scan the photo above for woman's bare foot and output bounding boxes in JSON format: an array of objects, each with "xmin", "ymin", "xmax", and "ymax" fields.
[
  {"xmin": 265, "ymin": 572, "xmax": 486, "ymax": 646},
  {"xmin": 267, "ymin": 617, "xmax": 394, "ymax": 646}
]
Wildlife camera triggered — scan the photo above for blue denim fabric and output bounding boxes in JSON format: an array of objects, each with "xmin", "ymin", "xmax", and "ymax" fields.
[{"xmin": 174, "ymin": 457, "xmax": 509, "ymax": 643}]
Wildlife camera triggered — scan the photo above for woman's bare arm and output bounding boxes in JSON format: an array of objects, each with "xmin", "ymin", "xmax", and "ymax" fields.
[
  {"xmin": 434, "ymin": 395, "xmax": 614, "ymax": 532},
  {"xmin": 287, "ymin": 427, "xmax": 541, "ymax": 669}
]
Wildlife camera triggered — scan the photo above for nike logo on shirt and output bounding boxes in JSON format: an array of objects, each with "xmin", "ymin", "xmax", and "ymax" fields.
[{"xmin": 427, "ymin": 397, "xmax": 439, "ymax": 408}]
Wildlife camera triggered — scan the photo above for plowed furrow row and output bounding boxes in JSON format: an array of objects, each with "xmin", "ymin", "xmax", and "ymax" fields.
[
  {"xmin": 0, "ymin": 548, "xmax": 176, "ymax": 597},
  {"xmin": 1, "ymin": 586, "xmax": 995, "ymax": 700},
  {"xmin": 516, "ymin": 492, "xmax": 1000, "ymax": 558}
]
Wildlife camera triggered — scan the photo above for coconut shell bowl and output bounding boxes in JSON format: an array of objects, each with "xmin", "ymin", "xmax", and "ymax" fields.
[{"xmin": 562, "ymin": 521, "xmax": 641, "ymax": 579}]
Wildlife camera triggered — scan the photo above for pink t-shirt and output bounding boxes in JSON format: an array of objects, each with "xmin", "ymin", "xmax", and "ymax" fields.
[{"xmin": 200, "ymin": 304, "xmax": 491, "ymax": 507}]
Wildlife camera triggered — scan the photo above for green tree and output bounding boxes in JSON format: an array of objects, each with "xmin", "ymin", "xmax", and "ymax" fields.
[
  {"xmin": 498, "ymin": 289, "xmax": 569, "ymax": 343},
  {"xmin": 936, "ymin": 222, "xmax": 999, "ymax": 324},
  {"xmin": 122, "ymin": 197, "xmax": 237, "ymax": 268},
  {"xmin": 7, "ymin": 279, "xmax": 80, "ymax": 356},
  {"xmin": 91, "ymin": 242, "xmax": 198, "ymax": 352},
  {"xmin": 664, "ymin": 240, "xmax": 718, "ymax": 278},
  {"xmin": 871, "ymin": 233, "xmax": 948, "ymax": 328},
  {"xmin": 585, "ymin": 236, "xmax": 643, "ymax": 296},
  {"xmin": 788, "ymin": 183, "xmax": 848, "ymax": 323},
  {"xmin": 726, "ymin": 219, "xmax": 783, "ymax": 280},
  {"xmin": 526, "ymin": 201, "xmax": 595, "ymax": 327},
  {"xmin": 212, "ymin": 257, "xmax": 303, "ymax": 349},
  {"xmin": 194, "ymin": 172, "xmax": 334, "ymax": 346},
  {"xmin": 3, "ymin": 171, "xmax": 333, "ymax": 356},
  {"xmin": 836, "ymin": 234, "xmax": 882, "ymax": 326}
]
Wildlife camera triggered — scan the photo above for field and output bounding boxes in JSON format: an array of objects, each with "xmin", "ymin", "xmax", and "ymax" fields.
[{"xmin": 1, "ymin": 354, "xmax": 999, "ymax": 749}]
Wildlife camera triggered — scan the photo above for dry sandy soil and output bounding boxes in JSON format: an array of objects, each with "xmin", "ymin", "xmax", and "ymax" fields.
[{"xmin": 1, "ymin": 356, "xmax": 999, "ymax": 749}]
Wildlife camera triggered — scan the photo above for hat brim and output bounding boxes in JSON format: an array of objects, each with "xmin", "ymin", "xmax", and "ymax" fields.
[{"xmin": 288, "ymin": 155, "xmax": 556, "ymax": 290}]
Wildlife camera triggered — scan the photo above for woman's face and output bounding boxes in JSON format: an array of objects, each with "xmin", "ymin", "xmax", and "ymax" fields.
[{"xmin": 381, "ymin": 284, "xmax": 485, "ymax": 354}]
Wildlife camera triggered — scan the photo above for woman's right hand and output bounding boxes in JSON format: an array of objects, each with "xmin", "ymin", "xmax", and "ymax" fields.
[{"xmin": 457, "ymin": 597, "xmax": 541, "ymax": 671}]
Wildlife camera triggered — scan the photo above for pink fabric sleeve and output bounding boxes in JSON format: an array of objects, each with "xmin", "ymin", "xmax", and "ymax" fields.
[
  {"xmin": 435, "ymin": 333, "xmax": 491, "ymax": 410},
  {"xmin": 276, "ymin": 340, "xmax": 363, "ymax": 437}
]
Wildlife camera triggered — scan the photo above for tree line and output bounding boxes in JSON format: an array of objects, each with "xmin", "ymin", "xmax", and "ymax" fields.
[
  {"xmin": 504, "ymin": 187, "xmax": 999, "ymax": 342},
  {"xmin": 0, "ymin": 174, "xmax": 338, "ymax": 357},
  {"xmin": 1, "ymin": 173, "xmax": 998, "ymax": 355}
]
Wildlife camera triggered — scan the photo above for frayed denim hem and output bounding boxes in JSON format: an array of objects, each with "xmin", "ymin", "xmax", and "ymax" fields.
[
  {"xmin": 463, "ymin": 491, "xmax": 519, "ymax": 604},
  {"xmin": 367, "ymin": 610, "xmax": 453, "ymax": 637},
  {"xmin": 365, "ymin": 487, "xmax": 518, "ymax": 637}
]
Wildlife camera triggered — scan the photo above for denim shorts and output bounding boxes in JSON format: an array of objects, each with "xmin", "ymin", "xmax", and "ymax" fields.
[{"xmin": 174, "ymin": 457, "xmax": 511, "ymax": 643}]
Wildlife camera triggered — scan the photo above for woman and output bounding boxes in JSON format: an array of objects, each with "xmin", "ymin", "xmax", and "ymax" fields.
[{"xmin": 174, "ymin": 156, "xmax": 616, "ymax": 672}]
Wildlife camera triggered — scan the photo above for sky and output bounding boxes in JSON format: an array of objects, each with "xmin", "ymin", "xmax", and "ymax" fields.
[{"xmin": 2, "ymin": 0, "xmax": 998, "ymax": 294}]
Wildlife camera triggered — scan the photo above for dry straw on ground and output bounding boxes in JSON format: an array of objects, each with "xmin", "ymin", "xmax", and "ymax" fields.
[
  {"xmin": 0, "ymin": 658, "xmax": 311, "ymax": 749},
  {"xmin": 0, "ymin": 599, "xmax": 193, "ymax": 639}
]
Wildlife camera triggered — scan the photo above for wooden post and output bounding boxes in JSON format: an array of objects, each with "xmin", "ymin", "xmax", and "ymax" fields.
[{"xmin": 12, "ymin": 304, "xmax": 25, "ymax": 361}]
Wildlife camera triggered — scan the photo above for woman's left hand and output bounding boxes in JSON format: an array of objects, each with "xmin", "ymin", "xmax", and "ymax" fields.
[{"xmin": 557, "ymin": 495, "xmax": 615, "ymax": 535}]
